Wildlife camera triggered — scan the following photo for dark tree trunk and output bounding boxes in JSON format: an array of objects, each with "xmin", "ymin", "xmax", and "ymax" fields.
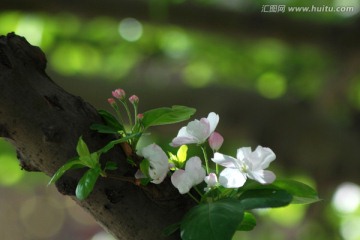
[{"xmin": 0, "ymin": 33, "xmax": 190, "ymax": 240}]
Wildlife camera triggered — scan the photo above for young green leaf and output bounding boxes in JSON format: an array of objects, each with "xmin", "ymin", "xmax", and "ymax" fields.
[
  {"xmin": 98, "ymin": 109, "xmax": 124, "ymax": 132},
  {"xmin": 180, "ymin": 199, "xmax": 244, "ymax": 240},
  {"xmin": 75, "ymin": 166, "xmax": 101, "ymax": 200},
  {"xmin": 177, "ymin": 145, "xmax": 188, "ymax": 168},
  {"xmin": 48, "ymin": 158, "xmax": 85, "ymax": 185},
  {"xmin": 237, "ymin": 212, "xmax": 257, "ymax": 231},
  {"xmin": 105, "ymin": 161, "xmax": 118, "ymax": 171},
  {"xmin": 90, "ymin": 123, "xmax": 120, "ymax": 134},
  {"xmin": 238, "ymin": 189, "xmax": 292, "ymax": 210},
  {"xmin": 142, "ymin": 105, "xmax": 196, "ymax": 129},
  {"xmin": 76, "ymin": 136, "xmax": 90, "ymax": 157},
  {"xmin": 98, "ymin": 133, "xmax": 141, "ymax": 154},
  {"xmin": 79, "ymin": 152, "xmax": 100, "ymax": 169},
  {"xmin": 139, "ymin": 159, "xmax": 150, "ymax": 178}
]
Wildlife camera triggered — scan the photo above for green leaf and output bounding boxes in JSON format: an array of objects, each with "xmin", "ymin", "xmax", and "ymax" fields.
[
  {"xmin": 237, "ymin": 212, "xmax": 256, "ymax": 231},
  {"xmin": 79, "ymin": 152, "xmax": 100, "ymax": 169},
  {"xmin": 162, "ymin": 222, "xmax": 181, "ymax": 237},
  {"xmin": 105, "ymin": 161, "xmax": 118, "ymax": 171},
  {"xmin": 75, "ymin": 166, "xmax": 101, "ymax": 200},
  {"xmin": 272, "ymin": 179, "xmax": 320, "ymax": 204},
  {"xmin": 140, "ymin": 178, "xmax": 150, "ymax": 186},
  {"xmin": 180, "ymin": 199, "xmax": 244, "ymax": 240},
  {"xmin": 98, "ymin": 109, "xmax": 124, "ymax": 132},
  {"xmin": 140, "ymin": 159, "xmax": 150, "ymax": 178},
  {"xmin": 48, "ymin": 158, "xmax": 84, "ymax": 185},
  {"xmin": 90, "ymin": 123, "xmax": 119, "ymax": 134},
  {"xmin": 76, "ymin": 137, "xmax": 90, "ymax": 157},
  {"xmin": 98, "ymin": 133, "xmax": 140, "ymax": 154},
  {"xmin": 238, "ymin": 189, "xmax": 293, "ymax": 210},
  {"xmin": 142, "ymin": 105, "xmax": 196, "ymax": 129}
]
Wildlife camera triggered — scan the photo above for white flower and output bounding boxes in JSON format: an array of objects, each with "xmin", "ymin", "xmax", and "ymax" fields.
[
  {"xmin": 204, "ymin": 173, "xmax": 218, "ymax": 191},
  {"xmin": 212, "ymin": 146, "xmax": 276, "ymax": 188},
  {"xmin": 170, "ymin": 112, "xmax": 219, "ymax": 147},
  {"xmin": 136, "ymin": 143, "xmax": 169, "ymax": 184},
  {"xmin": 171, "ymin": 157, "xmax": 206, "ymax": 194}
]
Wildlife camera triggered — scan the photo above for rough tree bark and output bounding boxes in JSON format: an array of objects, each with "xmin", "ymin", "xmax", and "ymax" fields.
[{"xmin": 0, "ymin": 33, "xmax": 191, "ymax": 240}]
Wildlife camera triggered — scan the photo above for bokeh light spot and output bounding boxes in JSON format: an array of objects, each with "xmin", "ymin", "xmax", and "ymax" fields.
[
  {"xmin": 267, "ymin": 204, "xmax": 306, "ymax": 227},
  {"xmin": 256, "ymin": 72, "xmax": 287, "ymax": 99},
  {"xmin": 15, "ymin": 14, "xmax": 44, "ymax": 46},
  {"xmin": 160, "ymin": 30, "xmax": 191, "ymax": 58},
  {"xmin": 0, "ymin": 154, "xmax": 24, "ymax": 186},
  {"xmin": 183, "ymin": 61, "xmax": 213, "ymax": 87},
  {"xmin": 91, "ymin": 231, "xmax": 117, "ymax": 240},
  {"xmin": 332, "ymin": 182, "xmax": 360, "ymax": 214},
  {"xmin": 334, "ymin": 0, "xmax": 360, "ymax": 17},
  {"xmin": 20, "ymin": 196, "xmax": 65, "ymax": 239},
  {"xmin": 50, "ymin": 43, "xmax": 102, "ymax": 76},
  {"xmin": 341, "ymin": 217, "xmax": 360, "ymax": 240},
  {"xmin": 118, "ymin": 18, "xmax": 143, "ymax": 42}
]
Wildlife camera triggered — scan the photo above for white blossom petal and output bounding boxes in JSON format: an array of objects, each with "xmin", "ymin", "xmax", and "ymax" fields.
[
  {"xmin": 136, "ymin": 143, "xmax": 169, "ymax": 184},
  {"xmin": 134, "ymin": 169, "xmax": 145, "ymax": 179},
  {"xmin": 185, "ymin": 157, "xmax": 206, "ymax": 185},
  {"xmin": 207, "ymin": 112, "xmax": 219, "ymax": 134},
  {"xmin": 170, "ymin": 112, "xmax": 219, "ymax": 146},
  {"xmin": 236, "ymin": 147, "xmax": 252, "ymax": 161},
  {"xmin": 254, "ymin": 146, "xmax": 276, "ymax": 170},
  {"xmin": 171, "ymin": 170, "xmax": 192, "ymax": 194},
  {"xmin": 171, "ymin": 136, "xmax": 198, "ymax": 147},
  {"xmin": 247, "ymin": 170, "xmax": 276, "ymax": 184},
  {"xmin": 171, "ymin": 156, "xmax": 206, "ymax": 194},
  {"xmin": 212, "ymin": 152, "xmax": 237, "ymax": 168},
  {"xmin": 219, "ymin": 168, "xmax": 246, "ymax": 188},
  {"xmin": 186, "ymin": 119, "xmax": 209, "ymax": 143}
]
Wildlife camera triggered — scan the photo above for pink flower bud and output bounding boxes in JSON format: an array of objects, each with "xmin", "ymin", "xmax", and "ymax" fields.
[
  {"xmin": 107, "ymin": 98, "xmax": 116, "ymax": 106},
  {"xmin": 112, "ymin": 88, "xmax": 126, "ymax": 99},
  {"xmin": 204, "ymin": 173, "xmax": 218, "ymax": 187},
  {"xmin": 137, "ymin": 113, "xmax": 144, "ymax": 119},
  {"xmin": 209, "ymin": 131, "xmax": 224, "ymax": 151},
  {"xmin": 129, "ymin": 95, "xmax": 139, "ymax": 104}
]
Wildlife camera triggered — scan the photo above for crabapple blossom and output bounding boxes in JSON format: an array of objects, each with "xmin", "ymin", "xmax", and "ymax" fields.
[
  {"xmin": 129, "ymin": 95, "xmax": 139, "ymax": 104},
  {"xmin": 171, "ymin": 157, "xmax": 206, "ymax": 194},
  {"xmin": 112, "ymin": 88, "xmax": 126, "ymax": 100},
  {"xmin": 137, "ymin": 113, "xmax": 144, "ymax": 119},
  {"xmin": 107, "ymin": 98, "xmax": 116, "ymax": 106},
  {"xmin": 212, "ymin": 146, "xmax": 276, "ymax": 188},
  {"xmin": 136, "ymin": 143, "xmax": 169, "ymax": 184},
  {"xmin": 209, "ymin": 131, "xmax": 224, "ymax": 151},
  {"xmin": 171, "ymin": 112, "xmax": 219, "ymax": 147},
  {"xmin": 204, "ymin": 173, "xmax": 218, "ymax": 191}
]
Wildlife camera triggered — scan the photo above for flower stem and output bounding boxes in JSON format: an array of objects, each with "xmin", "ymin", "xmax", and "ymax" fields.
[
  {"xmin": 194, "ymin": 186, "xmax": 204, "ymax": 198},
  {"xmin": 187, "ymin": 192, "xmax": 200, "ymax": 204},
  {"xmin": 201, "ymin": 145, "xmax": 210, "ymax": 175},
  {"xmin": 112, "ymin": 104, "xmax": 125, "ymax": 126},
  {"xmin": 120, "ymin": 100, "xmax": 133, "ymax": 127},
  {"xmin": 132, "ymin": 104, "xmax": 138, "ymax": 132}
]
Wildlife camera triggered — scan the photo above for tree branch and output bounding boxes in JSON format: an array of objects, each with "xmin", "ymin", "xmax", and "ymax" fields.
[{"xmin": 0, "ymin": 33, "xmax": 190, "ymax": 240}]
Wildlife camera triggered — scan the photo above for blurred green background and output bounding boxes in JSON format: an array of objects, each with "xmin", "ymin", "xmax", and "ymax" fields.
[{"xmin": 1, "ymin": 0, "xmax": 360, "ymax": 239}]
